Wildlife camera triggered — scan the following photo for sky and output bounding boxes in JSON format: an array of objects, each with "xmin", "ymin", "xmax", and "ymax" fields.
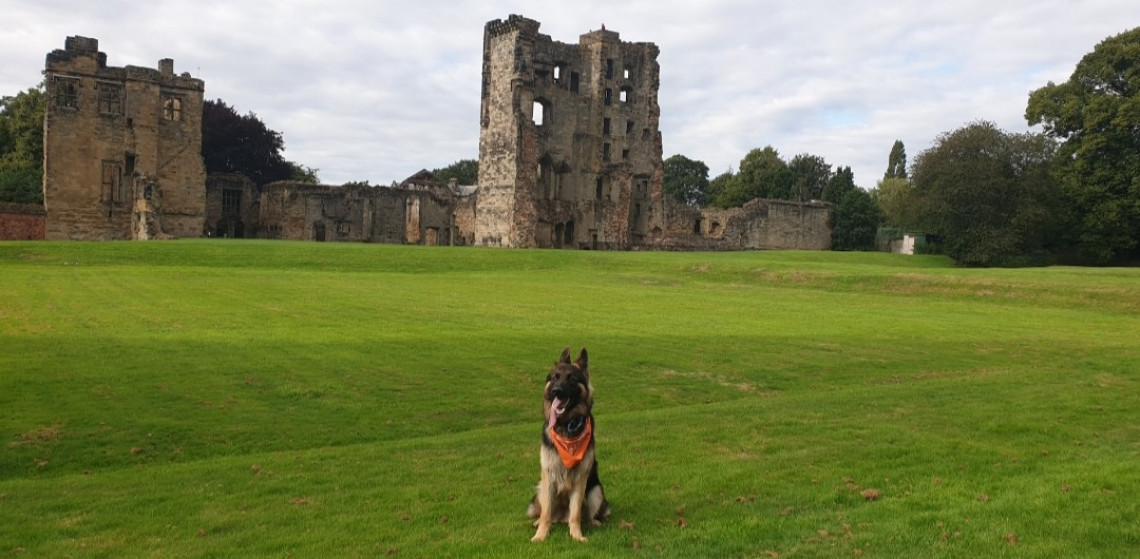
[{"xmin": 2, "ymin": 0, "xmax": 1133, "ymax": 188}]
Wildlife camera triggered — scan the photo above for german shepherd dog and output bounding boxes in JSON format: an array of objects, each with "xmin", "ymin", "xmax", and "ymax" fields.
[{"xmin": 528, "ymin": 347, "xmax": 611, "ymax": 542}]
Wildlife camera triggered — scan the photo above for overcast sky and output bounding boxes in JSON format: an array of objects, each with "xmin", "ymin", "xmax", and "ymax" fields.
[{"xmin": 2, "ymin": 1, "xmax": 1133, "ymax": 188}]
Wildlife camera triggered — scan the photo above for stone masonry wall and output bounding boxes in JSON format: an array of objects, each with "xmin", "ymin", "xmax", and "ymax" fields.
[
  {"xmin": 0, "ymin": 204, "xmax": 46, "ymax": 240},
  {"xmin": 42, "ymin": 36, "xmax": 205, "ymax": 240},
  {"xmin": 206, "ymin": 175, "xmax": 460, "ymax": 245},
  {"xmin": 477, "ymin": 15, "xmax": 663, "ymax": 249}
]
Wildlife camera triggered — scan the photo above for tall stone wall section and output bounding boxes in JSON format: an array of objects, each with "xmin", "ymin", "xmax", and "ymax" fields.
[
  {"xmin": 477, "ymin": 15, "xmax": 664, "ymax": 249},
  {"xmin": 42, "ymin": 36, "xmax": 205, "ymax": 240}
]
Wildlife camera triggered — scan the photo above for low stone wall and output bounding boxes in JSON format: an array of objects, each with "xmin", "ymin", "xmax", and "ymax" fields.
[{"xmin": 0, "ymin": 203, "xmax": 46, "ymax": 240}]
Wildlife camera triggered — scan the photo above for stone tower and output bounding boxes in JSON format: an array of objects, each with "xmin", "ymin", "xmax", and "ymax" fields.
[
  {"xmin": 476, "ymin": 15, "xmax": 664, "ymax": 249},
  {"xmin": 42, "ymin": 37, "xmax": 206, "ymax": 240}
]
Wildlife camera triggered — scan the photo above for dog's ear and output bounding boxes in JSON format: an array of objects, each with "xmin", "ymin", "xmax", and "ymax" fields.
[
  {"xmin": 576, "ymin": 347, "xmax": 588, "ymax": 371},
  {"xmin": 559, "ymin": 347, "xmax": 572, "ymax": 364}
]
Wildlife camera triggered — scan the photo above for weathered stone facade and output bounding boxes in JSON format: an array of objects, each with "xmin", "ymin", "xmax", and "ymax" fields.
[
  {"xmin": 476, "ymin": 15, "xmax": 831, "ymax": 251},
  {"xmin": 204, "ymin": 171, "xmax": 468, "ymax": 245},
  {"xmin": 477, "ymin": 16, "xmax": 663, "ymax": 249},
  {"xmin": 655, "ymin": 198, "xmax": 833, "ymax": 250},
  {"xmin": 42, "ymin": 36, "xmax": 205, "ymax": 240}
]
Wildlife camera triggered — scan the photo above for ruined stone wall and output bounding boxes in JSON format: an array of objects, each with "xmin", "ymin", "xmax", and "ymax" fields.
[
  {"xmin": 205, "ymin": 173, "xmax": 260, "ymax": 238},
  {"xmin": 476, "ymin": 15, "xmax": 663, "ymax": 249},
  {"xmin": 42, "ymin": 37, "xmax": 205, "ymax": 240},
  {"xmin": 453, "ymin": 194, "xmax": 477, "ymax": 246},
  {"xmin": 210, "ymin": 178, "xmax": 459, "ymax": 245},
  {"xmin": 651, "ymin": 198, "xmax": 833, "ymax": 250},
  {"xmin": 0, "ymin": 204, "xmax": 46, "ymax": 240}
]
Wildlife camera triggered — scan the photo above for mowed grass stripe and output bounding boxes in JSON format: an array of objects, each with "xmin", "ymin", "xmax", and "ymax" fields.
[
  {"xmin": 2, "ymin": 365, "xmax": 1135, "ymax": 558},
  {"xmin": 1, "ymin": 240, "xmax": 1138, "ymax": 557}
]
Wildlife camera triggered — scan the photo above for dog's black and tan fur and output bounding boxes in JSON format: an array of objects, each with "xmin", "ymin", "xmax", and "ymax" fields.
[{"xmin": 527, "ymin": 347, "xmax": 611, "ymax": 542}]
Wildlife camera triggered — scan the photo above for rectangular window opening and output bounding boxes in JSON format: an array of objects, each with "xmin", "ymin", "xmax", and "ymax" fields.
[
  {"xmin": 101, "ymin": 161, "xmax": 123, "ymax": 206},
  {"xmin": 163, "ymin": 97, "xmax": 182, "ymax": 121},
  {"xmin": 603, "ymin": 117, "xmax": 611, "ymax": 135},
  {"xmin": 97, "ymin": 82, "xmax": 122, "ymax": 115},
  {"xmin": 222, "ymin": 189, "xmax": 242, "ymax": 217},
  {"xmin": 570, "ymin": 72, "xmax": 579, "ymax": 93},
  {"xmin": 54, "ymin": 76, "xmax": 79, "ymax": 109},
  {"xmin": 606, "ymin": 59, "xmax": 614, "ymax": 79}
]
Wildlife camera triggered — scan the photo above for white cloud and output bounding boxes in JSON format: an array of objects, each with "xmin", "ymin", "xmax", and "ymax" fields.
[{"xmin": 2, "ymin": 0, "xmax": 1134, "ymax": 187}]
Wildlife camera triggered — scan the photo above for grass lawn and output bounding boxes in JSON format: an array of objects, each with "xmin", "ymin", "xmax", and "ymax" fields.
[{"xmin": 1, "ymin": 240, "xmax": 1137, "ymax": 557}]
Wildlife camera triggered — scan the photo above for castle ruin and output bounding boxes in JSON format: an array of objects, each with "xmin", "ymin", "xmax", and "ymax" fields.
[
  {"xmin": 42, "ymin": 37, "xmax": 205, "ymax": 240},
  {"xmin": 26, "ymin": 19, "xmax": 832, "ymax": 250},
  {"xmin": 475, "ymin": 15, "xmax": 831, "ymax": 250}
]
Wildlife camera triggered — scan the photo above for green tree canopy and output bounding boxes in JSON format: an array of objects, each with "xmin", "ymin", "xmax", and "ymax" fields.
[
  {"xmin": 822, "ymin": 166, "xmax": 856, "ymax": 204},
  {"xmin": 911, "ymin": 121, "xmax": 1062, "ymax": 266},
  {"xmin": 712, "ymin": 146, "xmax": 791, "ymax": 207},
  {"xmin": 0, "ymin": 85, "xmax": 45, "ymax": 204},
  {"xmin": 788, "ymin": 153, "xmax": 832, "ymax": 202},
  {"xmin": 705, "ymin": 170, "xmax": 735, "ymax": 207},
  {"xmin": 872, "ymin": 177, "xmax": 919, "ymax": 231},
  {"xmin": 884, "ymin": 140, "xmax": 907, "ymax": 180},
  {"xmin": 432, "ymin": 159, "xmax": 478, "ymax": 186},
  {"xmin": 663, "ymin": 154, "xmax": 710, "ymax": 207},
  {"xmin": 1026, "ymin": 26, "xmax": 1140, "ymax": 264},
  {"xmin": 287, "ymin": 163, "xmax": 320, "ymax": 184},
  {"xmin": 831, "ymin": 187, "xmax": 881, "ymax": 251},
  {"xmin": 202, "ymin": 99, "xmax": 296, "ymax": 185}
]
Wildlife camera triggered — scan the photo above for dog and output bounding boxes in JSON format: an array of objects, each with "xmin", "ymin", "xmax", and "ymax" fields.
[{"xmin": 527, "ymin": 347, "xmax": 611, "ymax": 542}]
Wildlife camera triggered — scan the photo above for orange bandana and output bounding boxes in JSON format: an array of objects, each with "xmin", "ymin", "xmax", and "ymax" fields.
[{"xmin": 548, "ymin": 418, "xmax": 592, "ymax": 469}]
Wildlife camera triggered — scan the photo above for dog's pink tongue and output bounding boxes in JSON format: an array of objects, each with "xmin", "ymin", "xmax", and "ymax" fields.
[{"xmin": 547, "ymin": 398, "xmax": 562, "ymax": 430}]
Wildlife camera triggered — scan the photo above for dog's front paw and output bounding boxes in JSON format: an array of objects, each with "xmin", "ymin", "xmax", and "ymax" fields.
[
  {"xmin": 571, "ymin": 533, "xmax": 588, "ymax": 543},
  {"xmin": 531, "ymin": 526, "xmax": 550, "ymax": 542}
]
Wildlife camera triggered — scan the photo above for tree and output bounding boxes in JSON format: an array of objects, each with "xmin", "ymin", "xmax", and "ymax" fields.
[
  {"xmin": 0, "ymin": 85, "xmax": 45, "ymax": 204},
  {"xmin": 822, "ymin": 166, "xmax": 856, "ymax": 204},
  {"xmin": 202, "ymin": 99, "xmax": 294, "ymax": 185},
  {"xmin": 1026, "ymin": 27, "xmax": 1140, "ymax": 264},
  {"xmin": 872, "ymin": 177, "xmax": 919, "ymax": 230},
  {"xmin": 432, "ymin": 159, "xmax": 478, "ymax": 186},
  {"xmin": 705, "ymin": 170, "xmax": 735, "ymax": 207},
  {"xmin": 911, "ymin": 121, "xmax": 1062, "ymax": 266},
  {"xmin": 831, "ymin": 187, "xmax": 881, "ymax": 251},
  {"xmin": 788, "ymin": 153, "xmax": 832, "ymax": 201},
  {"xmin": 289, "ymin": 163, "xmax": 320, "ymax": 184},
  {"xmin": 662, "ymin": 154, "xmax": 710, "ymax": 206},
  {"xmin": 884, "ymin": 140, "xmax": 907, "ymax": 180},
  {"xmin": 713, "ymin": 146, "xmax": 791, "ymax": 207}
]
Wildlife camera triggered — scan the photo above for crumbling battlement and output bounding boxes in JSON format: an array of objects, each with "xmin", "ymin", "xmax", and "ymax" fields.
[
  {"xmin": 42, "ymin": 36, "xmax": 205, "ymax": 240},
  {"xmin": 476, "ymin": 15, "xmax": 664, "ymax": 249}
]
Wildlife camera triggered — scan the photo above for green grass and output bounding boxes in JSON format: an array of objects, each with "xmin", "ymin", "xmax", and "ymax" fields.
[{"xmin": 1, "ymin": 240, "xmax": 1138, "ymax": 557}]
